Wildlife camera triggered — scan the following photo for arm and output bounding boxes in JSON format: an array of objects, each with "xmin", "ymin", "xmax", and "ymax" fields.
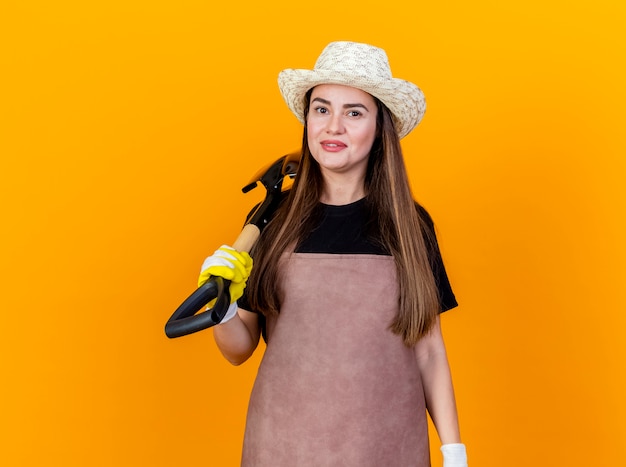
[
  {"xmin": 414, "ymin": 315, "xmax": 462, "ymax": 445},
  {"xmin": 198, "ymin": 244, "xmax": 261, "ymax": 366},
  {"xmin": 212, "ymin": 308, "xmax": 261, "ymax": 366}
]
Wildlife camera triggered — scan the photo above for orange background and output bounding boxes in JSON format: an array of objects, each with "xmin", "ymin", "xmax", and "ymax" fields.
[{"xmin": 1, "ymin": 1, "xmax": 625, "ymax": 466}]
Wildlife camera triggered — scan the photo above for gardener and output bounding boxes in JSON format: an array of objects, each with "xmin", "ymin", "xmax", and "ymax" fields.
[{"xmin": 200, "ymin": 41, "xmax": 468, "ymax": 467}]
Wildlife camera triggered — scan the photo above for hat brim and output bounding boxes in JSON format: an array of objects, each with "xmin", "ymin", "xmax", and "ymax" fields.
[{"xmin": 278, "ymin": 68, "xmax": 426, "ymax": 139}]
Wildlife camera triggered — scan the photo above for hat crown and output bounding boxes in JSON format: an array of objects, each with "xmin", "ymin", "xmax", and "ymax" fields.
[{"xmin": 313, "ymin": 41, "xmax": 392, "ymax": 80}]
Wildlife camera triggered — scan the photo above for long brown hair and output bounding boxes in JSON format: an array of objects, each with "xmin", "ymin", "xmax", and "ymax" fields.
[{"xmin": 247, "ymin": 91, "xmax": 440, "ymax": 346}]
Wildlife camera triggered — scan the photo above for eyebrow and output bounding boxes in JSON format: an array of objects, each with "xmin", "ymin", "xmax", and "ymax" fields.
[{"xmin": 311, "ymin": 97, "xmax": 370, "ymax": 112}]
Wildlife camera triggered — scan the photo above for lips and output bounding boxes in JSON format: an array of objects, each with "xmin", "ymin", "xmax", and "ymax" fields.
[{"xmin": 320, "ymin": 140, "xmax": 347, "ymax": 152}]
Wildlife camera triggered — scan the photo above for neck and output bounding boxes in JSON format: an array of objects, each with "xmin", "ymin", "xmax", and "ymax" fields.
[{"xmin": 319, "ymin": 172, "xmax": 366, "ymax": 205}]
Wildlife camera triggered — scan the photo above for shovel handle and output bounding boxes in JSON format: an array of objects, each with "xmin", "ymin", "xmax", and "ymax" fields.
[
  {"xmin": 164, "ymin": 224, "xmax": 261, "ymax": 338},
  {"xmin": 165, "ymin": 152, "xmax": 299, "ymax": 339},
  {"xmin": 232, "ymin": 224, "xmax": 261, "ymax": 252}
]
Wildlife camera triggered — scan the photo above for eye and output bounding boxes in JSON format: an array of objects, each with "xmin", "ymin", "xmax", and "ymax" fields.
[
  {"xmin": 347, "ymin": 110, "xmax": 362, "ymax": 117},
  {"xmin": 313, "ymin": 106, "xmax": 328, "ymax": 114}
]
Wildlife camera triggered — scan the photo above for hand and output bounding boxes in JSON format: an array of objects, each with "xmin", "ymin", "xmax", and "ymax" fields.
[
  {"xmin": 441, "ymin": 443, "xmax": 467, "ymax": 467},
  {"xmin": 198, "ymin": 245, "xmax": 253, "ymax": 324}
]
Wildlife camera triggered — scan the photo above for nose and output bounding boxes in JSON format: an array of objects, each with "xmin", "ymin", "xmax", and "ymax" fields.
[{"xmin": 326, "ymin": 113, "xmax": 345, "ymax": 135}]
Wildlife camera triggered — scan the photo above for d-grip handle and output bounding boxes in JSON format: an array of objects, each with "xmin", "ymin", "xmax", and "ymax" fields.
[
  {"xmin": 164, "ymin": 224, "xmax": 260, "ymax": 339},
  {"xmin": 164, "ymin": 276, "xmax": 232, "ymax": 338}
]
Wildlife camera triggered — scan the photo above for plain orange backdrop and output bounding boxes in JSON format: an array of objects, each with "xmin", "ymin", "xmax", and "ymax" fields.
[{"xmin": 1, "ymin": 1, "xmax": 625, "ymax": 466}]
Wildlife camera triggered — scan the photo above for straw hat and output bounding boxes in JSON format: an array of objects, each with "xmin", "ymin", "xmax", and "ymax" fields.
[{"xmin": 277, "ymin": 41, "xmax": 426, "ymax": 139}]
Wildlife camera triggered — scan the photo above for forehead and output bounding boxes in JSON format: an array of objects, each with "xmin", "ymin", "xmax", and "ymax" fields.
[{"xmin": 310, "ymin": 84, "xmax": 376, "ymax": 105}]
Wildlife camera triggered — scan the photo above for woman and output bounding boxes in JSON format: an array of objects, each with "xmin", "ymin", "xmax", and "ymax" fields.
[{"xmin": 200, "ymin": 41, "xmax": 468, "ymax": 467}]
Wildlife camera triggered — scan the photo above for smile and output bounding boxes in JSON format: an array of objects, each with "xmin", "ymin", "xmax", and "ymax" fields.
[{"xmin": 321, "ymin": 140, "xmax": 347, "ymax": 150}]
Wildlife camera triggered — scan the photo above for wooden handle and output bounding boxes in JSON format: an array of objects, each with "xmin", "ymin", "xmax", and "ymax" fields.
[{"xmin": 232, "ymin": 223, "xmax": 261, "ymax": 253}]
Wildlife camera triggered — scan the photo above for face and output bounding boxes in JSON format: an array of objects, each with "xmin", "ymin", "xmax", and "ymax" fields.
[{"xmin": 306, "ymin": 84, "xmax": 378, "ymax": 180}]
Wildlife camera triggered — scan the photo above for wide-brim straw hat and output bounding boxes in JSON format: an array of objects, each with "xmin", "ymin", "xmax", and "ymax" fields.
[{"xmin": 278, "ymin": 41, "xmax": 426, "ymax": 139}]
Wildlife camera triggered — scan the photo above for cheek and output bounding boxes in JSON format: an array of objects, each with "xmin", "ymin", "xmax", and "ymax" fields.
[
  {"xmin": 357, "ymin": 125, "xmax": 377, "ymax": 151},
  {"xmin": 306, "ymin": 116, "xmax": 321, "ymax": 136},
  {"xmin": 306, "ymin": 119, "xmax": 323, "ymax": 147},
  {"xmin": 306, "ymin": 126, "xmax": 319, "ymax": 159}
]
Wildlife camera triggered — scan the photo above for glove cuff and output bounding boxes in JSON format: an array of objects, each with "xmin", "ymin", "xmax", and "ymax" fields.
[
  {"xmin": 441, "ymin": 443, "xmax": 467, "ymax": 467},
  {"xmin": 216, "ymin": 301, "xmax": 238, "ymax": 325}
]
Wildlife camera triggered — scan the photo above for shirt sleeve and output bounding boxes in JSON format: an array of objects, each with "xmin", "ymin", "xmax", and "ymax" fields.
[{"xmin": 416, "ymin": 204, "xmax": 458, "ymax": 313}]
